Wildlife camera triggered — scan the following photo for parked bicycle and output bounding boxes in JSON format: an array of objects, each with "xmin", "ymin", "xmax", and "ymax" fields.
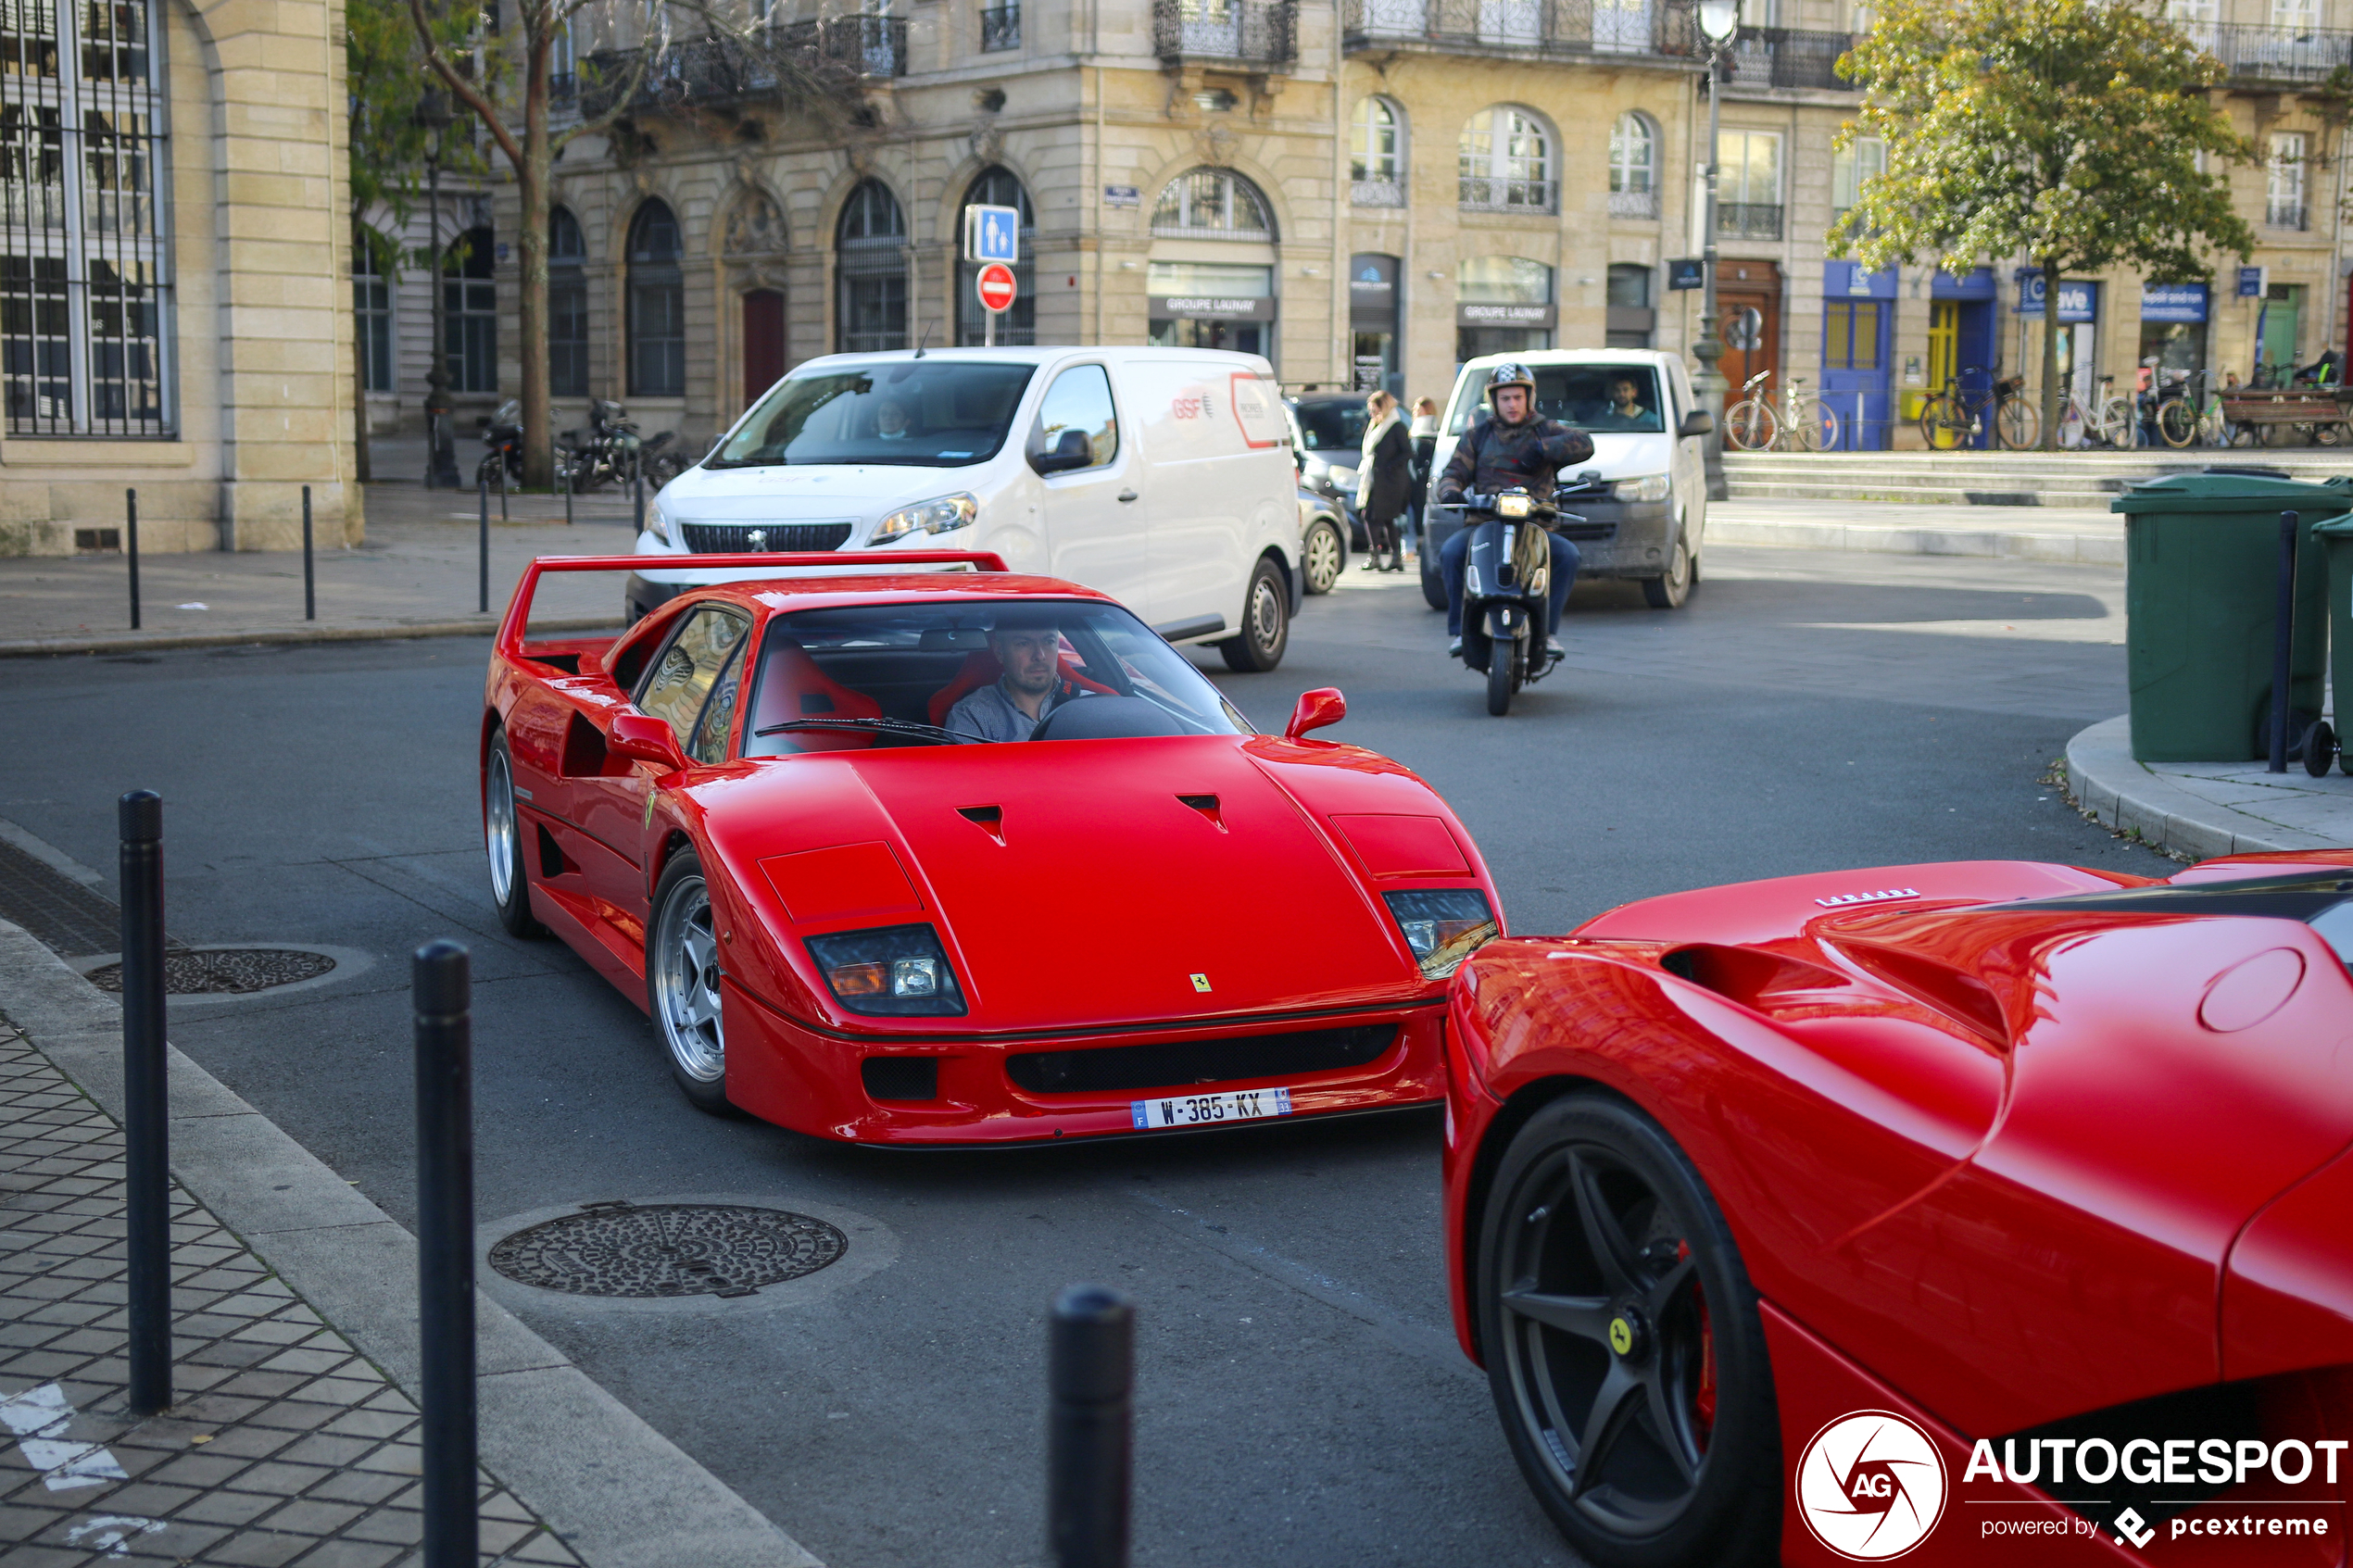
[
  {"xmin": 1724, "ymin": 370, "xmax": 1840, "ymax": 452},
  {"xmin": 2057, "ymin": 375, "xmax": 2135, "ymax": 450},
  {"xmin": 1916, "ymin": 366, "xmax": 2037, "ymax": 450}
]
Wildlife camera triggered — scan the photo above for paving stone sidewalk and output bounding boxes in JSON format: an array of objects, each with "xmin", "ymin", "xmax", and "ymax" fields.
[
  {"xmin": 0, "ymin": 1020, "xmax": 581, "ymax": 1568},
  {"xmin": 2067, "ymin": 713, "xmax": 2353, "ymax": 859}
]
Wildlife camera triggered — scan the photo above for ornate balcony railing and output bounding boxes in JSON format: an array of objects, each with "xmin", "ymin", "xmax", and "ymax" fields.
[
  {"xmin": 579, "ymin": 16, "xmax": 904, "ymax": 116},
  {"xmin": 2267, "ymin": 198, "xmax": 2309, "ymax": 232},
  {"xmin": 1341, "ymin": 0, "xmax": 1698, "ymax": 61},
  {"xmin": 1352, "ymin": 176, "xmax": 1406, "ymax": 207},
  {"xmin": 1459, "ymin": 175, "xmax": 1558, "ymax": 213},
  {"xmin": 1719, "ymin": 27, "xmax": 1855, "ymax": 90},
  {"xmin": 2181, "ymin": 21, "xmax": 2353, "ymax": 84},
  {"xmin": 979, "ymin": 4, "xmax": 1020, "ymax": 50},
  {"xmin": 1717, "ymin": 202, "xmax": 1782, "ymax": 240},
  {"xmin": 1607, "ymin": 187, "xmax": 1657, "ymax": 219},
  {"xmin": 1152, "ymin": 0, "xmax": 1297, "ymax": 66}
]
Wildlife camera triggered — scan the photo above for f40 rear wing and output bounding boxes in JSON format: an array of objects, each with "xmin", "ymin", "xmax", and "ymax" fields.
[{"xmin": 493, "ymin": 550, "xmax": 1012, "ymax": 659}]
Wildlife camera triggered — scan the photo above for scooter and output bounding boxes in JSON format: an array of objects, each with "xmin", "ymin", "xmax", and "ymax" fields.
[
  {"xmin": 477, "ymin": 397, "xmax": 524, "ymax": 487},
  {"xmin": 1446, "ymin": 488, "xmax": 1577, "ymax": 716}
]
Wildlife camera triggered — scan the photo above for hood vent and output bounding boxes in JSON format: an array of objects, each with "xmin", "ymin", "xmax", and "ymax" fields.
[
  {"xmin": 1176, "ymin": 794, "xmax": 1226, "ymax": 832},
  {"xmin": 957, "ymin": 806, "xmax": 1005, "ymax": 846}
]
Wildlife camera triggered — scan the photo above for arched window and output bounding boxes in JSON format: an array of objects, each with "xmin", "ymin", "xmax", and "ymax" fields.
[
  {"xmin": 1151, "ymin": 168, "xmax": 1276, "ymax": 240},
  {"xmin": 1458, "ymin": 107, "xmax": 1553, "ymax": 213},
  {"xmin": 1607, "ymin": 112, "xmax": 1657, "ymax": 218},
  {"xmin": 1351, "ymin": 97, "xmax": 1404, "ymax": 207},
  {"xmin": 442, "ymin": 224, "xmax": 496, "ymax": 394},
  {"xmin": 626, "ymin": 200, "xmax": 684, "ymax": 397},
  {"xmin": 836, "ymin": 179, "xmax": 906, "ymax": 354},
  {"xmin": 548, "ymin": 207, "xmax": 587, "ymax": 397},
  {"xmin": 957, "ymin": 167, "xmax": 1035, "ymax": 346}
]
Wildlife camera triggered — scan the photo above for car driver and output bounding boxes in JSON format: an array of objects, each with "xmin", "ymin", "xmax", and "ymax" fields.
[
  {"xmin": 875, "ymin": 397, "xmax": 913, "ymax": 441},
  {"xmin": 945, "ymin": 613, "xmax": 1068, "ymax": 742},
  {"xmin": 1597, "ymin": 375, "xmax": 1651, "ymax": 429}
]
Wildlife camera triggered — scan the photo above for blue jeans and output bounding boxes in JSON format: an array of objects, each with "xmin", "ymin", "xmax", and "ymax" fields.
[{"xmin": 1443, "ymin": 527, "xmax": 1578, "ymax": 637}]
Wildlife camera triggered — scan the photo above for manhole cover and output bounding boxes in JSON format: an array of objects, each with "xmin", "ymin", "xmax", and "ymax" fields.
[
  {"xmin": 487, "ymin": 1201, "xmax": 848, "ymax": 1298},
  {"xmin": 87, "ymin": 948, "xmax": 335, "ymax": 995}
]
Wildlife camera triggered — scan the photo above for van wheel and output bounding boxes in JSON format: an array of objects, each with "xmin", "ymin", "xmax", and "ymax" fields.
[
  {"xmin": 1642, "ymin": 533, "xmax": 1693, "ymax": 610},
  {"xmin": 1220, "ymin": 558, "xmax": 1290, "ymax": 672}
]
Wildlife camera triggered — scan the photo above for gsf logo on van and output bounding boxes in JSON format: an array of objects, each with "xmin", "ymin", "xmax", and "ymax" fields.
[{"xmin": 1795, "ymin": 1411, "xmax": 1950, "ymax": 1561}]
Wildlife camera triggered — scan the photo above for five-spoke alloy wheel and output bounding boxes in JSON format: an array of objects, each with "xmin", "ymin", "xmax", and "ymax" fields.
[
  {"xmin": 484, "ymin": 731, "xmax": 545, "ymax": 939},
  {"xmin": 1477, "ymin": 1095, "xmax": 1778, "ymax": 1568},
  {"xmin": 650, "ymin": 850, "xmax": 736, "ymax": 1115}
]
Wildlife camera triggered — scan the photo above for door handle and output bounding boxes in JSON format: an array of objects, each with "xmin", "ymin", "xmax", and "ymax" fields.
[{"xmin": 1117, "ymin": 489, "xmax": 1139, "ymax": 503}]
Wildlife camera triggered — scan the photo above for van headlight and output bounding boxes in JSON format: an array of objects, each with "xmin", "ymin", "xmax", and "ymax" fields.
[
  {"xmin": 1612, "ymin": 473, "xmax": 1671, "ymax": 503},
  {"xmin": 1382, "ymin": 889, "xmax": 1498, "ymax": 979},
  {"xmin": 872, "ymin": 493, "xmax": 978, "ymax": 544}
]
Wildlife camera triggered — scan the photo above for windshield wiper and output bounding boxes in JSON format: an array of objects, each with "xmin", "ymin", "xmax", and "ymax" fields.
[{"xmin": 754, "ymin": 717, "xmax": 988, "ymax": 746}]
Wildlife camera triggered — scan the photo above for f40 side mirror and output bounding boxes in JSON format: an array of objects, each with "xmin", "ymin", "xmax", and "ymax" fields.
[
  {"xmin": 1679, "ymin": 409, "xmax": 1716, "ymax": 439},
  {"xmin": 1284, "ymin": 686, "xmax": 1347, "ymax": 743},
  {"xmin": 610, "ymin": 711, "xmax": 688, "ymax": 771},
  {"xmin": 1028, "ymin": 428, "xmax": 1095, "ymax": 476}
]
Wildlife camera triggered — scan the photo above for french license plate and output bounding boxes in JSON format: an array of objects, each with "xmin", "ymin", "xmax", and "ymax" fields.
[{"xmin": 1130, "ymin": 1086, "xmax": 1293, "ymax": 1130}]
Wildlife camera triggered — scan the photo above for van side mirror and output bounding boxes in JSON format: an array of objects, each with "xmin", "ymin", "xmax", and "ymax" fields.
[
  {"xmin": 1283, "ymin": 686, "xmax": 1347, "ymax": 743},
  {"xmin": 610, "ymin": 711, "xmax": 688, "ymax": 770},
  {"xmin": 1029, "ymin": 429, "xmax": 1094, "ymax": 476},
  {"xmin": 1678, "ymin": 409, "xmax": 1716, "ymax": 439}
]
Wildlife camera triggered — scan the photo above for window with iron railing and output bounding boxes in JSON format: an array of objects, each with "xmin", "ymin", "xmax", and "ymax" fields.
[
  {"xmin": 1460, "ymin": 106, "xmax": 1554, "ymax": 212},
  {"xmin": 1717, "ymin": 203, "xmax": 1784, "ymax": 239}
]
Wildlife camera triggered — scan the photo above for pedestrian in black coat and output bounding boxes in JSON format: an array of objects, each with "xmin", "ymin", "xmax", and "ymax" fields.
[{"xmin": 1356, "ymin": 390, "xmax": 1413, "ymax": 571}]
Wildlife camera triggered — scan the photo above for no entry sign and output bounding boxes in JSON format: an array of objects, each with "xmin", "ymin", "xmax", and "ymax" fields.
[{"xmin": 976, "ymin": 263, "xmax": 1017, "ymax": 313}]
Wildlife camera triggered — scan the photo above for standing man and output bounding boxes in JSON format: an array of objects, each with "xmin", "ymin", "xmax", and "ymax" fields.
[{"xmin": 1434, "ymin": 363, "xmax": 1594, "ymax": 660}]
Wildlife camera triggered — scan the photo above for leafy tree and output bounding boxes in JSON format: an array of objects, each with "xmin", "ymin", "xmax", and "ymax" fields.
[
  {"xmin": 1831, "ymin": 0, "xmax": 2257, "ymax": 447},
  {"xmin": 399, "ymin": 0, "xmax": 859, "ymax": 487}
]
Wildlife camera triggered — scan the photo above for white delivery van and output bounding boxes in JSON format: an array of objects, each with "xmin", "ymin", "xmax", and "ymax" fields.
[
  {"xmin": 1427, "ymin": 349, "xmax": 1713, "ymax": 610},
  {"xmin": 627, "ymin": 345, "xmax": 1303, "ymax": 671}
]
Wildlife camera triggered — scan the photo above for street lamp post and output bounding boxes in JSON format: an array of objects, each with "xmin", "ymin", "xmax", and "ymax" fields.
[
  {"xmin": 1693, "ymin": 0, "xmax": 1740, "ymax": 501},
  {"xmin": 418, "ymin": 89, "xmax": 461, "ymax": 490}
]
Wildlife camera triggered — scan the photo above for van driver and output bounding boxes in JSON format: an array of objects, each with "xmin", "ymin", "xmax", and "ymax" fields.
[{"xmin": 945, "ymin": 614, "xmax": 1070, "ymax": 741}]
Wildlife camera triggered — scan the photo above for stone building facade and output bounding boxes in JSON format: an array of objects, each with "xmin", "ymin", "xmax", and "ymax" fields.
[{"xmin": 2, "ymin": 0, "xmax": 356, "ymax": 555}]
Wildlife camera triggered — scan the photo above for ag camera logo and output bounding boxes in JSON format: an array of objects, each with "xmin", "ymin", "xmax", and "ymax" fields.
[{"xmin": 1796, "ymin": 1411, "xmax": 1949, "ymax": 1560}]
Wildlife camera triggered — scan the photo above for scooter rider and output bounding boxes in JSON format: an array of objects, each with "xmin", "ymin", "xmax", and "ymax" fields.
[{"xmin": 1435, "ymin": 363, "xmax": 1594, "ymax": 660}]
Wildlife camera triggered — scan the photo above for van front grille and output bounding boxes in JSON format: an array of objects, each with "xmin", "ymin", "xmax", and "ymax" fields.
[
  {"xmin": 1005, "ymin": 1023, "xmax": 1399, "ymax": 1096},
  {"xmin": 1554, "ymin": 520, "xmax": 1617, "ymax": 542},
  {"xmin": 681, "ymin": 521, "xmax": 853, "ymax": 554}
]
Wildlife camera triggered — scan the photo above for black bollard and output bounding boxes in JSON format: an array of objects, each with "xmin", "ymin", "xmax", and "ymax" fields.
[
  {"xmin": 1048, "ymin": 1285, "xmax": 1133, "ymax": 1568},
  {"xmin": 560, "ymin": 437, "xmax": 573, "ymax": 527},
  {"xmin": 413, "ymin": 941, "xmax": 478, "ymax": 1568},
  {"xmin": 301, "ymin": 485, "xmax": 315, "ymax": 621},
  {"xmin": 125, "ymin": 488, "xmax": 140, "ymax": 631},
  {"xmin": 477, "ymin": 476, "xmax": 490, "ymax": 616},
  {"xmin": 497, "ymin": 458, "xmax": 508, "ymax": 522},
  {"xmin": 120, "ymin": 790, "xmax": 170, "ymax": 1415},
  {"xmin": 633, "ymin": 462, "xmax": 646, "ymax": 536},
  {"xmin": 2271, "ymin": 509, "xmax": 2298, "ymax": 773}
]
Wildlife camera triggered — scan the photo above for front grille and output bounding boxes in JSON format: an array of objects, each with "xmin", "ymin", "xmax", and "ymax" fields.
[
  {"xmin": 1555, "ymin": 521, "xmax": 1618, "ymax": 543},
  {"xmin": 1006, "ymin": 1023, "xmax": 1399, "ymax": 1096},
  {"xmin": 681, "ymin": 521, "xmax": 853, "ymax": 554}
]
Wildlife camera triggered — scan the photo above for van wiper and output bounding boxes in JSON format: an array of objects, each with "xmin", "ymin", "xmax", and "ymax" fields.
[{"xmin": 754, "ymin": 717, "xmax": 988, "ymax": 746}]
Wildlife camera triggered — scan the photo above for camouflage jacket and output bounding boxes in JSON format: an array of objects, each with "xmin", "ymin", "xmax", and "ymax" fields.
[{"xmin": 1434, "ymin": 416, "xmax": 1596, "ymax": 507}]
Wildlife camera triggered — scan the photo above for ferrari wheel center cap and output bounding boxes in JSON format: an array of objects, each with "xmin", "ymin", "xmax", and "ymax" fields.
[{"xmin": 1606, "ymin": 1303, "xmax": 1649, "ymax": 1361}]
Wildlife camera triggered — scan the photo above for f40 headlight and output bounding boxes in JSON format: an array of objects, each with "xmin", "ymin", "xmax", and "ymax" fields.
[
  {"xmin": 1612, "ymin": 473, "xmax": 1671, "ymax": 503},
  {"xmin": 1382, "ymin": 889, "xmax": 1499, "ymax": 979},
  {"xmin": 871, "ymin": 493, "xmax": 978, "ymax": 544},
  {"xmin": 804, "ymin": 924, "xmax": 968, "ymax": 1015}
]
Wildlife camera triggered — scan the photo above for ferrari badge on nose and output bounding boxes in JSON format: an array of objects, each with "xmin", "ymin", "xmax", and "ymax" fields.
[{"xmin": 1190, "ymin": 973, "xmax": 1212, "ymax": 992}]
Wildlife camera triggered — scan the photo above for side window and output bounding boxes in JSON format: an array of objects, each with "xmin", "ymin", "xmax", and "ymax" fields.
[
  {"xmin": 635, "ymin": 606, "xmax": 750, "ymax": 747},
  {"xmin": 689, "ymin": 643, "xmax": 747, "ymax": 763},
  {"xmin": 1031, "ymin": 364, "xmax": 1118, "ymax": 470}
]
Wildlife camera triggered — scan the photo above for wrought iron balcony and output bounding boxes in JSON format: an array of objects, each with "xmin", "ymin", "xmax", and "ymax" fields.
[
  {"xmin": 1607, "ymin": 187, "xmax": 1658, "ymax": 219},
  {"xmin": 1352, "ymin": 176, "xmax": 1406, "ymax": 207},
  {"xmin": 2181, "ymin": 21, "xmax": 2353, "ymax": 84},
  {"xmin": 979, "ymin": 4, "xmax": 1020, "ymax": 51},
  {"xmin": 2266, "ymin": 198, "xmax": 2309, "ymax": 232},
  {"xmin": 579, "ymin": 16, "xmax": 905, "ymax": 116},
  {"xmin": 1459, "ymin": 175, "xmax": 1558, "ymax": 214},
  {"xmin": 1718, "ymin": 27, "xmax": 1855, "ymax": 91},
  {"xmin": 1717, "ymin": 202, "xmax": 1782, "ymax": 240},
  {"xmin": 1153, "ymin": 0, "xmax": 1297, "ymax": 67},
  {"xmin": 1341, "ymin": 0, "xmax": 1698, "ymax": 61}
]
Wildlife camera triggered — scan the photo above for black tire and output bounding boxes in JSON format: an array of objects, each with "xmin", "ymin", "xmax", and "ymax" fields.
[
  {"xmin": 1421, "ymin": 554, "xmax": 1448, "ymax": 611},
  {"xmin": 648, "ymin": 850, "xmax": 741, "ymax": 1117},
  {"xmin": 484, "ymin": 730, "xmax": 547, "ymax": 939},
  {"xmin": 1477, "ymin": 1094, "xmax": 1780, "ymax": 1568},
  {"xmin": 2158, "ymin": 398, "xmax": 2198, "ymax": 448},
  {"xmin": 1219, "ymin": 557, "xmax": 1290, "ymax": 672},
  {"xmin": 1303, "ymin": 520, "xmax": 1344, "ymax": 595},
  {"xmin": 1642, "ymin": 533, "xmax": 1693, "ymax": 610},
  {"xmin": 2302, "ymin": 720, "xmax": 2338, "ymax": 778},
  {"xmin": 1486, "ymin": 641, "xmax": 1516, "ymax": 715}
]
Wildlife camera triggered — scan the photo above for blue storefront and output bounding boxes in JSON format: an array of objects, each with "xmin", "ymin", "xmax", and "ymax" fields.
[{"xmin": 1822, "ymin": 261, "xmax": 1895, "ymax": 449}]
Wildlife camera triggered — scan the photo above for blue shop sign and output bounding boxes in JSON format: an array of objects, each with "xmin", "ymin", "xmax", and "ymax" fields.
[
  {"xmin": 2014, "ymin": 271, "xmax": 2096, "ymax": 321},
  {"xmin": 2237, "ymin": 266, "xmax": 2268, "ymax": 298},
  {"xmin": 1930, "ymin": 266, "xmax": 1996, "ymax": 300},
  {"xmin": 1826, "ymin": 260, "xmax": 1896, "ymax": 298},
  {"xmin": 2141, "ymin": 282, "xmax": 2208, "ymax": 322}
]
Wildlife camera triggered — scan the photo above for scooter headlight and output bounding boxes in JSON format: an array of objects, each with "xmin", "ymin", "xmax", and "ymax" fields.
[{"xmin": 1496, "ymin": 494, "xmax": 1533, "ymax": 519}]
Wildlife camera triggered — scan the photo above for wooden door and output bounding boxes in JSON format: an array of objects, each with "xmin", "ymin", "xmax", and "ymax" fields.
[
  {"xmin": 743, "ymin": 289, "xmax": 786, "ymax": 406},
  {"xmin": 1715, "ymin": 259, "xmax": 1780, "ymax": 405}
]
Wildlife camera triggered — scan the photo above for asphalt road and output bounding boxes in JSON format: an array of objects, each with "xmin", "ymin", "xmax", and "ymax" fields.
[{"xmin": 0, "ymin": 544, "xmax": 2169, "ymax": 1568}]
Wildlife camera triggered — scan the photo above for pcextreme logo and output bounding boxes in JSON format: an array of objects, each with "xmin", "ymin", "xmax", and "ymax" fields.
[{"xmin": 1795, "ymin": 1411, "xmax": 1950, "ymax": 1561}]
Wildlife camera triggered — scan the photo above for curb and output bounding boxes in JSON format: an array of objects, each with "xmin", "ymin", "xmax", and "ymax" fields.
[
  {"xmin": 2064, "ymin": 714, "xmax": 2347, "ymax": 859},
  {"xmin": 1709, "ymin": 517, "xmax": 2124, "ymax": 566},
  {"xmin": 0, "ymin": 918, "xmax": 824, "ymax": 1568},
  {"xmin": 0, "ymin": 615, "xmax": 623, "ymax": 659}
]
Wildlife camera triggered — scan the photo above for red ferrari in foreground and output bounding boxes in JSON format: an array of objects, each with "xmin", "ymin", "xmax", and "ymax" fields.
[
  {"xmin": 1444, "ymin": 852, "xmax": 2353, "ymax": 1566},
  {"xmin": 483, "ymin": 553, "xmax": 1499, "ymax": 1143}
]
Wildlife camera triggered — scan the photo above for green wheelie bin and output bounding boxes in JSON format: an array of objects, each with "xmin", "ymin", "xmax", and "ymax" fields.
[
  {"xmin": 2109, "ymin": 470, "xmax": 2345, "ymax": 763},
  {"xmin": 2310, "ymin": 511, "xmax": 2353, "ymax": 774}
]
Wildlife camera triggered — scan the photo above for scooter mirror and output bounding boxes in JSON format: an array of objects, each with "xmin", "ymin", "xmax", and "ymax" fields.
[{"xmin": 1283, "ymin": 687, "xmax": 1347, "ymax": 743}]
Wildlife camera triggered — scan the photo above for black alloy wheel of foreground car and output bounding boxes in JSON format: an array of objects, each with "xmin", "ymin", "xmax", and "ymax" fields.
[
  {"xmin": 1303, "ymin": 520, "xmax": 1345, "ymax": 595},
  {"xmin": 650, "ymin": 849, "xmax": 741, "ymax": 1117},
  {"xmin": 1477, "ymin": 1095, "xmax": 1780, "ymax": 1568},
  {"xmin": 484, "ymin": 731, "xmax": 547, "ymax": 940},
  {"xmin": 1220, "ymin": 558, "xmax": 1292, "ymax": 672}
]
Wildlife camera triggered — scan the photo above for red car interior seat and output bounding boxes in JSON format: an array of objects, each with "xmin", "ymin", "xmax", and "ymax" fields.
[{"xmin": 748, "ymin": 637, "xmax": 882, "ymax": 752}]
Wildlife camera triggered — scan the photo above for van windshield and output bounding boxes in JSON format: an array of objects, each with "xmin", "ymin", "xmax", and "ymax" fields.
[
  {"xmin": 709, "ymin": 362, "xmax": 1038, "ymax": 468},
  {"xmin": 1448, "ymin": 365, "xmax": 1666, "ymax": 435}
]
